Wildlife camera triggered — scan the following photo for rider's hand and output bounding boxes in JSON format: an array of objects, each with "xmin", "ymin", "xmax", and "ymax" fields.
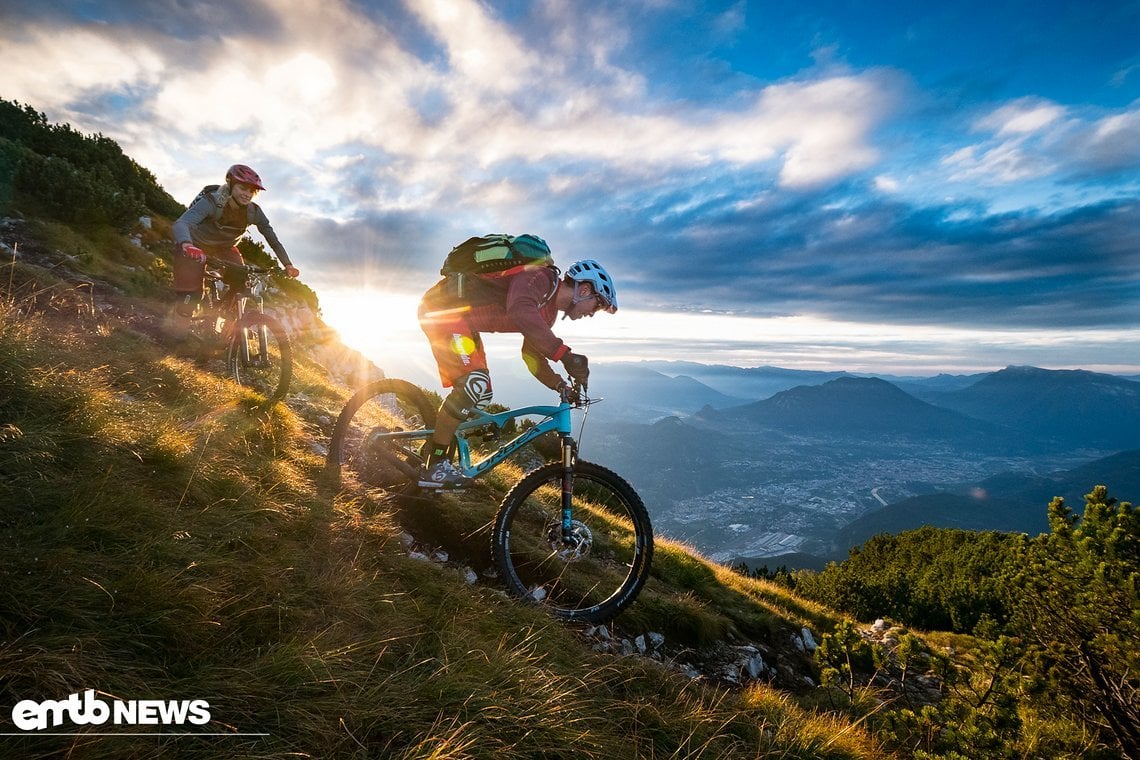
[
  {"xmin": 181, "ymin": 243, "xmax": 206, "ymax": 262},
  {"xmin": 557, "ymin": 381, "xmax": 582, "ymax": 405},
  {"xmin": 560, "ymin": 351, "xmax": 589, "ymax": 384},
  {"xmin": 285, "ymin": 265, "xmax": 300, "ymax": 278}
]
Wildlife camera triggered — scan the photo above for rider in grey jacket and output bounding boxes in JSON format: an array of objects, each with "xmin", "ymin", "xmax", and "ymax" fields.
[{"xmin": 170, "ymin": 164, "xmax": 299, "ymax": 320}]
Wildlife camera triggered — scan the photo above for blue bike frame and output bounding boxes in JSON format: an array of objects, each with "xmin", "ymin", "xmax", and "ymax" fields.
[
  {"xmin": 450, "ymin": 402, "xmax": 574, "ymax": 479},
  {"xmin": 369, "ymin": 398, "xmax": 581, "ymax": 538}
]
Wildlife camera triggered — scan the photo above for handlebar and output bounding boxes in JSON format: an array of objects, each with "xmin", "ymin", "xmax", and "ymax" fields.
[
  {"xmin": 560, "ymin": 380, "xmax": 589, "ymax": 407},
  {"xmin": 203, "ymin": 256, "xmax": 273, "ymax": 275}
]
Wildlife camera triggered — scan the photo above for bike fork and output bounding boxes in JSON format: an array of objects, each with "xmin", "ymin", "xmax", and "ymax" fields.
[{"xmin": 560, "ymin": 435, "xmax": 577, "ymax": 540}]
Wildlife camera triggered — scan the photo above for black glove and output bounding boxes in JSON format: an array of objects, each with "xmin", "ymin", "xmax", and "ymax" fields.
[{"xmin": 560, "ymin": 351, "xmax": 589, "ymax": 384}]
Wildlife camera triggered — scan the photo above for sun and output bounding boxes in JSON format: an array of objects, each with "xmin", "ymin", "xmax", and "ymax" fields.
[{"xmin": 319, "ymin": 287, "xmax": 426, "ymax": 369}]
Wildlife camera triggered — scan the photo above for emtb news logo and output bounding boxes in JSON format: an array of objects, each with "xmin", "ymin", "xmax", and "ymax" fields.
[{"xmin": 10, "ymin": 690, "xmax": 211, "ymax": 731}]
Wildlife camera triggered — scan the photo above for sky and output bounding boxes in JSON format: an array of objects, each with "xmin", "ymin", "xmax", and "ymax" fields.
[{"xmin": 2, "ymin": 0, "xmax": 1139, "ymax": 388}]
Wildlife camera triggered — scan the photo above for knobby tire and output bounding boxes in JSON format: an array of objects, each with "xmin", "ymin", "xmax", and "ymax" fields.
[
  {"xmin": 492, "ymin": 460, "xmax": 654, "ymax": 623},
  {"xmin": 225, "ymin": 312, "xmax": 292, "ymax": 404},
  {"xmin": 326, "ymin": 378, "xmax": 437, "ymax": 489}
]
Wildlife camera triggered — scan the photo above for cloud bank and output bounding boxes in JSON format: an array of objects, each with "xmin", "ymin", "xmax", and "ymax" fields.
[{"xmin": 1, "ymin": 0, "xmax": 1138, "ymax": 359}]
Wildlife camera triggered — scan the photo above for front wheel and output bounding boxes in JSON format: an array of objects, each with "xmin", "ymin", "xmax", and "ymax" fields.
[
  {"xmin": 492, "ymin": 461, "xmax": 654, "ymax": 623},
  {"xmin": 226, "ymin": 312, "xmax": 292, "ymax": 404}
]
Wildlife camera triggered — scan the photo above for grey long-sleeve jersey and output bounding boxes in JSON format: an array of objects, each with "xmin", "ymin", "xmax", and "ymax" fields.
[{"xmin": 173, "ymin": 189, "xmax": 292, "ymax": 266}]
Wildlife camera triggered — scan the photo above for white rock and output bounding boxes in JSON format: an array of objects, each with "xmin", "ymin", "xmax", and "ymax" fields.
[{"xmin": 744, "ymin": 654, "xmax": 767, "ymax": 680}]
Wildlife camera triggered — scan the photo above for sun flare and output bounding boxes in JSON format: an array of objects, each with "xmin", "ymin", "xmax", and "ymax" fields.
[{"xmin": 320, "ymin": 288, "xmax": 426, "ymax": 366}]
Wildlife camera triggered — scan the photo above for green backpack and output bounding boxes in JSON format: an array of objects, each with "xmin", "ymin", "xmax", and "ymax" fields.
[{"xmin": 440, "ymin": 234, "xmax": 555, "ymax": 299}]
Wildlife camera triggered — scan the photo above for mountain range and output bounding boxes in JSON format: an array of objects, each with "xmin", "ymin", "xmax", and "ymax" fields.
[
  {"xmin": 597, "ymin": 362, "xmax": 1139, "ymax": 453},
  {"xmin": 585, "ymin": 362, "xmax": 1140, "ymax": 564},
  {"xmin": 836, "ymin": 448, "xmax": 1140, "ymax": 550},
  {"xmin": 694, "ymin": 376, "xmax": 1012, "ymax": 448},
  {"xmin": 912, "ymin": 365, "xmax": 1140, "ymax": 451}
]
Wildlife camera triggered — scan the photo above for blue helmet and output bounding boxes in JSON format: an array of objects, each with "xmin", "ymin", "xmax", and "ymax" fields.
[{"xmin": 565, "ymin": 259, "xmax": 618, "ymax": 313}]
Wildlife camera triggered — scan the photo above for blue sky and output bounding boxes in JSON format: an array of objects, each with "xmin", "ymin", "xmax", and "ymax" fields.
[{"xmin": 2, "ymin": 0, "xmax": 1138, "ymax": 385}]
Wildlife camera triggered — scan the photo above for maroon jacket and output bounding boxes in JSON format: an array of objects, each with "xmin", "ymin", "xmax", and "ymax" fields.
[{"xmin": 420, "ymin": 266, "xmax": 567, "ymax": 387}]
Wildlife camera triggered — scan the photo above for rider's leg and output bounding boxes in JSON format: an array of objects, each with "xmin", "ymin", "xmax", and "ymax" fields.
[
  {"xmin": 168, "ymin": 245, "xmax": 207, "ymax": 341},
  {"xmin": 425, "ymin": 370, "xmax": 493, "ymax": 461},
  {"xmin": 424, "ymin": 408, "xmax": 461, "ymax": 465},
  {"xmin": 419, "ymin": 370, "xmax": 492, "ymax": 488}
]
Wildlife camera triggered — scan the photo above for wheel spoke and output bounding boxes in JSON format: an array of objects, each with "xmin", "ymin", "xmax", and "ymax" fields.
[
  {"xmin": 226, "ymin": 314, "xmax": 291, "ymax": 403},
  {"xmin": 493, "ymin": 461, "xmax": 653, "ymax": 622}
]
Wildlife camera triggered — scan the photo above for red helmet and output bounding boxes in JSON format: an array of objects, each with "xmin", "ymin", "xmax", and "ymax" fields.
[{"xmin": 225, "ymin": 164, "xmax": 265, "ymax": 190}]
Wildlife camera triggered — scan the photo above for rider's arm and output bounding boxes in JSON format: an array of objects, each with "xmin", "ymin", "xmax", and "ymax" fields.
[
  {"xmin": 172, "ymin": 196, "xmax": 215, "ymax": 247},
  {"xmin": 521, "ymin": 343, "xmax": 564, "ymax": 389},
  {"xmin": 248, "ymin": 204, "xmax": 293, "ymax": 267}
]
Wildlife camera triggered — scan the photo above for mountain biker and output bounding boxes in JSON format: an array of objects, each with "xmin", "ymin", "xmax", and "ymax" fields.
[
  {"xmin": 168, "ymin": 164, "xmax": 299, "ymax": 335},
  {"xmin": 416, "ymin": 255, "xmax": 618, "ymax": 488}
]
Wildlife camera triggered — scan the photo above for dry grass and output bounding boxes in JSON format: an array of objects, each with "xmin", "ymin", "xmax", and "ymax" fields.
[{"xmin": 0, "ymin": 232, "xmax": 892, "ymax": 759}]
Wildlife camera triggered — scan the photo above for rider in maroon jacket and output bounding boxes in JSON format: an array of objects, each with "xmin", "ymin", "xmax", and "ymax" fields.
[{"xmin": 417, "ymin": 256, "xmax": 618, "ymax": 488}]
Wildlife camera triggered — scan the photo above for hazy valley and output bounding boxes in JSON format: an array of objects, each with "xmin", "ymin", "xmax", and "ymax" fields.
[{"xmin": 580, "ymin": 362, "xmax": 1140, "ymax": 567}]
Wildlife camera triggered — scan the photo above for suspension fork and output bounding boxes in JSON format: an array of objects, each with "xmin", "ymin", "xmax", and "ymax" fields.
[
  {"xmin": 232, "ymin": 294, "xmax": 252, "ymax": 364},
  {"xmin": 560, "ymin": 434, "xmax": 578, "ymax": 541}
]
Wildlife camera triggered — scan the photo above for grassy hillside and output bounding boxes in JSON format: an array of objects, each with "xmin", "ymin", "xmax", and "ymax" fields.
[{"xmin": 0, "ymin": 217, "xmax": 903, "ymax": 758}]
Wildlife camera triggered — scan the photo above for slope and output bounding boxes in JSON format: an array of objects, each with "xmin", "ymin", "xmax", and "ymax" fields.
[{"xmin": 0, "ymin": 217, "xmax": 889, "ymax": 758}]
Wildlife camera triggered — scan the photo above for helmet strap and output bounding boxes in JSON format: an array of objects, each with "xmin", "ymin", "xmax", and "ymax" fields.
[{"xmin": 561, "ymin": 282, "xmax": 594, "ymax": 320}]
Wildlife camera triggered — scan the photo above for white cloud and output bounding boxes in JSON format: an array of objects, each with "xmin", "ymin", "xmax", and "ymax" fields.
[
  {"xmin": 408, "ymin": 0, "xmax": 537, "ymax": 93},
  {"xmin": 942, "ymin": 141, "xmax": 1055, "ymax": 184},
  {"xmin": 874, "ymin": 174, "xmax": 900, "ymax": 192},
  {"xmin": 976, "ymin": 98, "xmax": 1065, "ymax": 135},
  {"xmin": 0, "ymin": 0, "xmax": 902, "ymax": 214},
  {"xmin": 0, "ymin": 25, "xmax": 164, "ymax": 108},
  {"xmin": 944, "ymin": 97, "xmax": 1140, "ymax": 187},
  {"xmin": 1077, "ymin": 107, "xmax": 1140, "ymax": 172}
]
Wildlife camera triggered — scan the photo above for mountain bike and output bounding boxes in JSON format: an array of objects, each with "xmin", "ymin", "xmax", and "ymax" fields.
[
  {"xmin": 326, "ymin": 380, "xmax": 654, "ymax": 623},
  {"xmin": 189, "ymin": 258, "xmax": 293, "ymax": 404}
]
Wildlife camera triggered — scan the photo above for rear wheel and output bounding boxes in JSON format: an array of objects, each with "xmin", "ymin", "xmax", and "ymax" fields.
[
  {"xmin": 226, "ymin": 312, "xmax": 292, "ymax": 404},
  {"xmin": 326, "ymin": 378, "xmax": 438, "ymax": 489},
  {"xmin": 492, "ymin": 460, "xmax": 654, "ymax": 623}
]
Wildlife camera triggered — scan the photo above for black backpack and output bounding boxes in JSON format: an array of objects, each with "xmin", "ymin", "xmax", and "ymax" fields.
[{"xmin": 189, "ymin": 184, "xmax": 222, "ymax": 208}]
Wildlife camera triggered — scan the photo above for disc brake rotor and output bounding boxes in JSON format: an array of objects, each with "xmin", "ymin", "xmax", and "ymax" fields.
[{"xmin": 545, "ymin": 520, "xmax": 593, "ymax": 562}]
